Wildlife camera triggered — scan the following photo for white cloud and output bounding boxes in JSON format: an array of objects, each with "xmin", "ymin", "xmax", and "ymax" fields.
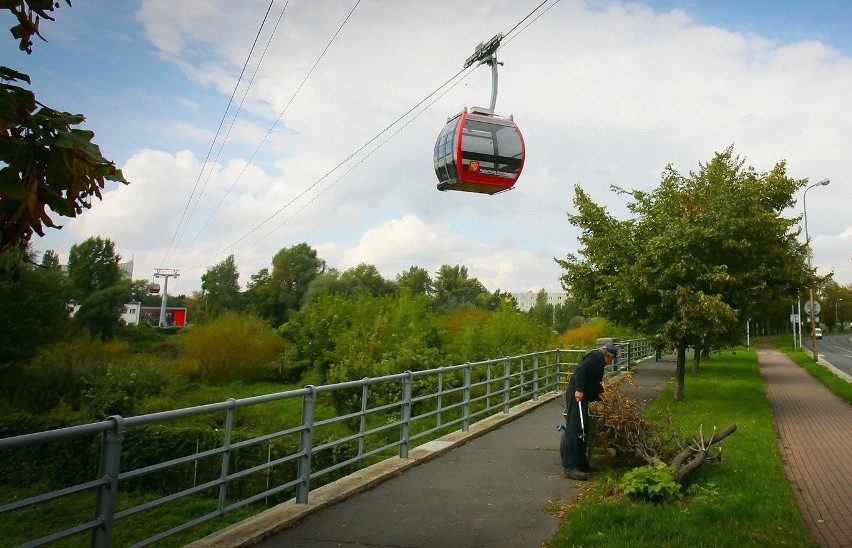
[{"xmin": 32, "ymin": 0, "xmax": 852, "ymax": 295}]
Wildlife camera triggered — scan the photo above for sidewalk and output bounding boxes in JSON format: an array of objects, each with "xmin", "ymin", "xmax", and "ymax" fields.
[
  {"xmin": 757, "ymin": 341, "xmax": 852, "ymax": 547},
  {"xmin": 196, "ymin": 358, "xmax": 675, "ymax": 548}
]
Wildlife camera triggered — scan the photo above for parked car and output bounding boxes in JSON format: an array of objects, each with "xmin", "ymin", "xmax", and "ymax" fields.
[{"xmin": 814, "ymin": 328, "xmax": 823, "ymax": 339}]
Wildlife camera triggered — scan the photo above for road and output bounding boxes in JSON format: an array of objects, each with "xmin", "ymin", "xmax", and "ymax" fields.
[{"xmin": 802, "ymin": 333, "xmax": 852, "ymax": 378}]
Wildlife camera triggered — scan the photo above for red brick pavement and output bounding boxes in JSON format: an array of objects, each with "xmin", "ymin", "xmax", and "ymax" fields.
[{"xmin": 757, "ymin": 342, "xmax": 852, "ymax": 548}]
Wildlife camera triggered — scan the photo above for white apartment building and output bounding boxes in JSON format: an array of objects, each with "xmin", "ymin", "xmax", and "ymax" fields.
[{"xmin": 510, "ymin": 291, "xmax": 568, "ymax": 312}]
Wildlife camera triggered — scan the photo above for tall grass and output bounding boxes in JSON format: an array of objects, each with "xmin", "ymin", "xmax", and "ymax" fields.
[{"xmin": 547, "ymin": 348, "xmax": 817, "ymax": 547}]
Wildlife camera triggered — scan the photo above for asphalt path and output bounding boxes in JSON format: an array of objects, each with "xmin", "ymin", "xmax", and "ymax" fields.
[{"xmin": 802, "ymin": 333, "xmax": 852, "ymax": 379}]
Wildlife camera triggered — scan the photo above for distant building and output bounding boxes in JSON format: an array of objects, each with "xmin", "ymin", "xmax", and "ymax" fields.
[
  {"xmin": 511, "ymin": 291, "xmax": 568, "ymax": 312},
  {"xmin": 140, "ymin": 307, "xmax": 187, "ymax": 327},
  {"xmin": 118, "ymin": 260, "xmax": 134, "ymax": 280},
  {"xmin": 122, "ymin": 301, "xmax": 141, "ymax": 325},
  {"xmin": 68, "ymin": 301, "xmax": 187, "ymax": 327}
]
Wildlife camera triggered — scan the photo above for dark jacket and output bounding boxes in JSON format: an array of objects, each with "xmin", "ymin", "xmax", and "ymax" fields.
[{"xmin": 567, "ymin": 349, "xmax": 607, "ymax": 402}]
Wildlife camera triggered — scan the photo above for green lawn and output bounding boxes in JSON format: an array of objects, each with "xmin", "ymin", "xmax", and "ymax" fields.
[{"xmin": 547, "ymin": 347, "xmax": 817, "ymax": 547}]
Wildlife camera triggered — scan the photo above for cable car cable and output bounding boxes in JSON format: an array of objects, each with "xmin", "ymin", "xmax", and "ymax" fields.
[
  {"xmin": 176, "ymin": 0, "xmax": 293, "ymax": 258},
  {"xmin": 160, "ymin": 0, "xmax": 279, "ymax": 269},
  {"xmin": 185, "ymin": 0, "xmax": 559, "ymax": 272},
  {"xmin": 503, "ymin": 0, "xmax": 551, "ymax": 40},
  {"xmin": 174, "ymin": 0, "xmax": 361, "ymax": 268},
  {"xmin": 189, "ymin": 64, "xmax": 472, "ymax": 272},
  {"xmin": 247, "ymin": 68, "xmax": 470, "ymax": 252}
]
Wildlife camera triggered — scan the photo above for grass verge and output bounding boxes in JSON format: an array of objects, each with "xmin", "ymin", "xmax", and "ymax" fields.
[
  {"xmin": 546, "ymin": 347, "xmax": 817, "ymax": 547},
  {"xmin": 770, "ymin": 337, "xmax": 852, "ymax": 404}
]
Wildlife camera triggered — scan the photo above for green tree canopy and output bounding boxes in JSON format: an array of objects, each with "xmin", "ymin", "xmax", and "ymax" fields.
[
  {"xmin": 242, "ymin": 267, "xmax": 275, "ymax": 320},
  {"xmin": 66, "ymin": 236, "xmax": 121, "ymax": 299},
  {"xmin": 432, "ymin": 264, "xmax": 489, "ymax": 313},
  {"xmin": 558, "ymin": 147, "xmax": 811, "ymax": 400},
  {"xmin": 201, "ymin": 254, "xmax": 241, "ymax": 317},
  {"xmin": 0, "ymin": 244, "xmax": 70, "ymax": 365},
  {"xmin": 396, "ymin": 266, "xmax": 433, "ymax": 296},
  {"xmin": 269, "ymin": 242, "xmax": 326, "ymax": 324},
  {"xmin": 74, "ymin": 282, "xmax": 131, "ymax": 340},
  {"xmin": 338, "ymin": 263, "xmax": 396, "ymax": 297}
]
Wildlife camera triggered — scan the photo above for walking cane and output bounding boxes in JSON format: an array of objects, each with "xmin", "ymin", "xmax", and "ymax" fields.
[{"xmin": 578, "ymin": 398, "xmax": 586, "ymax": 441}]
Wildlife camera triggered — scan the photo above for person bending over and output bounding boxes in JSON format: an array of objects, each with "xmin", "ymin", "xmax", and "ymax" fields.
[{"xmin": 561, "ymin": 343, "xmax": 618, "ymax": 480}]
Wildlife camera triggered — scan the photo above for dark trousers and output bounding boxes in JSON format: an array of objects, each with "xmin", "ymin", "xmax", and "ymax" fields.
[{"xmin": 560, "ymin": 398, "xmax": 591, "ymax": 472}]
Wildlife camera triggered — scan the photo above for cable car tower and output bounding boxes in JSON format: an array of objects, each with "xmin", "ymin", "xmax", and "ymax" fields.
[
  {"xmin": 153, "ymin": 268, "xmax": 179, "ymax": 328},
  {"xmin": 434, "ymin": 33, "xmax": 525, "ymax": 195}
]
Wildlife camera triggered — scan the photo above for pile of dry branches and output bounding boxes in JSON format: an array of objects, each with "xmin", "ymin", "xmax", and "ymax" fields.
[{"xmin": 590, "ymin": 374, "xmax": 737, "ymax": 483}]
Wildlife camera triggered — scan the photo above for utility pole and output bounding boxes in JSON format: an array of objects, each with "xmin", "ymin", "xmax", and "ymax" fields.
[{"xmin": 153, "ymin": 268, "xmax": 179, "ymax": 327}]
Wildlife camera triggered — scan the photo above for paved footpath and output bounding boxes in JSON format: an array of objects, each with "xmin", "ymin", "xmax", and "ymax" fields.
[
  {"xmin": 195, "ymin": 350, "xmax": 852, "ymax": 547},
  {"xmin": 196, "ymin": 359, "xmax": 675, "ymax": 548},
  {"xmin": 757, "ymin": 341, "xmax": 852, "ymax": 548}
]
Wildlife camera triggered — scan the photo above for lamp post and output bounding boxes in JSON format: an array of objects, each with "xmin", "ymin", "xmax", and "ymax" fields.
[
  {"xmin": 803, "ymin": 178, "xmax": 830, "ymax": 362},
  {"xmin": 837, "ymin": 298, "xmax": 843, "ymax": 333}
]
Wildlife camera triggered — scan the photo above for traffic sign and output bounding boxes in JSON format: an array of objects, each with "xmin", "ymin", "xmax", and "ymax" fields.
[{"xmin": 804, "ymin": 300, "xmax": 821, "ymax": 316}]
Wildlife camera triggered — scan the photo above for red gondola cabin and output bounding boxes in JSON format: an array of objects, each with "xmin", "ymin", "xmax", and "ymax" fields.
[{"xmin": 434, "ymin": 107, "xmax": 525, "ymax": 195}]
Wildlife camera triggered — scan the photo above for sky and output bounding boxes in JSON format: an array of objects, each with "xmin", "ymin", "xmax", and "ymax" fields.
[{"xmin": 7, "ymin": 0, "xmax": 852, "ymax": 299}]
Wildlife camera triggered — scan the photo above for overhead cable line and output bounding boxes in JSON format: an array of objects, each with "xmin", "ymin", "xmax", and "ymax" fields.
[
  {"xmin": 190, "ymin": 64, "xmax": 471, "ymax": 272},
  {"xmin": 176, "ymin": 0, "xmax": 293, "ymax": 258},
  {"xmin": 176, "ymin": 0, "xmax": 361, "ymax": 267},
  {"xmin": 187, "ymin": 0, "xmax": 559, "ymax": 273},
  {"xmin": 159, "ymin": 0, "xmax": 278, "ymax": 268},
  {"xmin": 248, "ymin": 65, "xmax": 476, "ymax": 251}
]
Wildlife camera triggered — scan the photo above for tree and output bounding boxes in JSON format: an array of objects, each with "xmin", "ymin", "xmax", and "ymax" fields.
[
  {"xmin": 432, "ymin": 264, "xmax": 488, "ymax": 312},
  {"xmin": 558, "ymin": 147, "xmax": 811, "ymax": 400},
  {"xmin": 1, "ymin": 4, "xmax": 127, "ymax": 266},
  {"xmin": 528, "ymin": 288, "xmax": 554, "ymax": 328},
  {"xmin": 201, "ymin": 255, "xmax": 241, "ymax": 317},
  {"xmin": 66, "ymin": 236, "xmax": 121, "ymax": 299},
  {"xmin": 74, "ymin": 282, "xmax": 131, "ymax": 340},
  {"xmin": 300, "ymin": 264, "xmax": 396, "ymax": 305},
  {"xmin": 242, "ymin": 268, "xmax": 276, "ymax": 320},
  {"xmin": 339, "ymin": 263, "xmax": 396, "ymax": 297},
  {"xmin": 396, "ymin": 266, "xmax": 433, "ymax": 296},
  {"xmin": 40, "ymin": 249, "xmax": 59, "ymax": 269},
  {"xmin": 0, "ymin": 244, "xmax": 70, "ymax": 365},
  {"xmin": 269, "ymin": 243, "xmax": 326, "ymax": 325},
  {"xmin": 65, "ymin": 236, "xmax": 129, "ymax": 339}
]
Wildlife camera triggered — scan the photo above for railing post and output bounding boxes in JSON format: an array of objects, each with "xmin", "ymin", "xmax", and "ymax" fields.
[
  {"xmin": 92, "ymin": 415, "xmax": 124, "ymax": 548},
  {"xmin": 359, "ymin": 379, "xmax": 369, "ymax": 457},
  {"xmin": 532, "ymin": 353, "xmax": 540, "ymax": 401},
  {"xmin": 625, "ymin": 340, "xmax": 632, "ymax": 371},
  {"xmin": 437, "ymin": 369, "xmax": 444, "ymax": 427},
  {"xmin": 401, "ymin": 371, "xmax": 413, "ymax": 458},
  {"xmin": 555, "ymin": 349, "xmax": 562, "ymax": 393},
  {"xmin": 218, "ymin": 399, "xmax": 236, "ymax": 512},
  {"xmin": 502, "ymin": 357, "xmax": 511, "ymax": 414},
  {"xmin": 296, "ymin": 386, "xmax": 316, "ymax": 504},
  {"xmin": 463, "ymin": 364, "xmax": 472, "ymax": 431}
]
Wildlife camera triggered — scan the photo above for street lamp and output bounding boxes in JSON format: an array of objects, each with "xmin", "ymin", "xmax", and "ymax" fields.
[
  {"xmin": 837, "ymin": 298, "xmax": 843, "ymax": 333},
  {"xmin": 803, "ymin": 178, "xmax": 830, "ymax": 362}
]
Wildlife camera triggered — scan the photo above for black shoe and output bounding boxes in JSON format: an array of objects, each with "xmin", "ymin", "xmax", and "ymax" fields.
[{"xmin": 563, "ymin": 468, "xmax": 589, "ymax": 481}]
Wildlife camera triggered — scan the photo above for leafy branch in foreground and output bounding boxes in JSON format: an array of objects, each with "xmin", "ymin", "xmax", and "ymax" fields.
[{"xmin": 0, "ymin": 67, "xmax": 128, "ymax": 258}]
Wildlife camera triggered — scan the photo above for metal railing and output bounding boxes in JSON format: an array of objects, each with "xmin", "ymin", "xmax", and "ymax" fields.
[{"xmin": 0, "ymin": 340, "xmax": 651, "ymax": 547}]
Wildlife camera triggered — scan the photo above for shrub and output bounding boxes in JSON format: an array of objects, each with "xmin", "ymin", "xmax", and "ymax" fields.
[
  {"xmin": 619, "ymin": 462, "xmax": 682, "ymax": 503},
  {"xmin": 177, "ymin": 313, "xmax": 286, "ymax": 384}
]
